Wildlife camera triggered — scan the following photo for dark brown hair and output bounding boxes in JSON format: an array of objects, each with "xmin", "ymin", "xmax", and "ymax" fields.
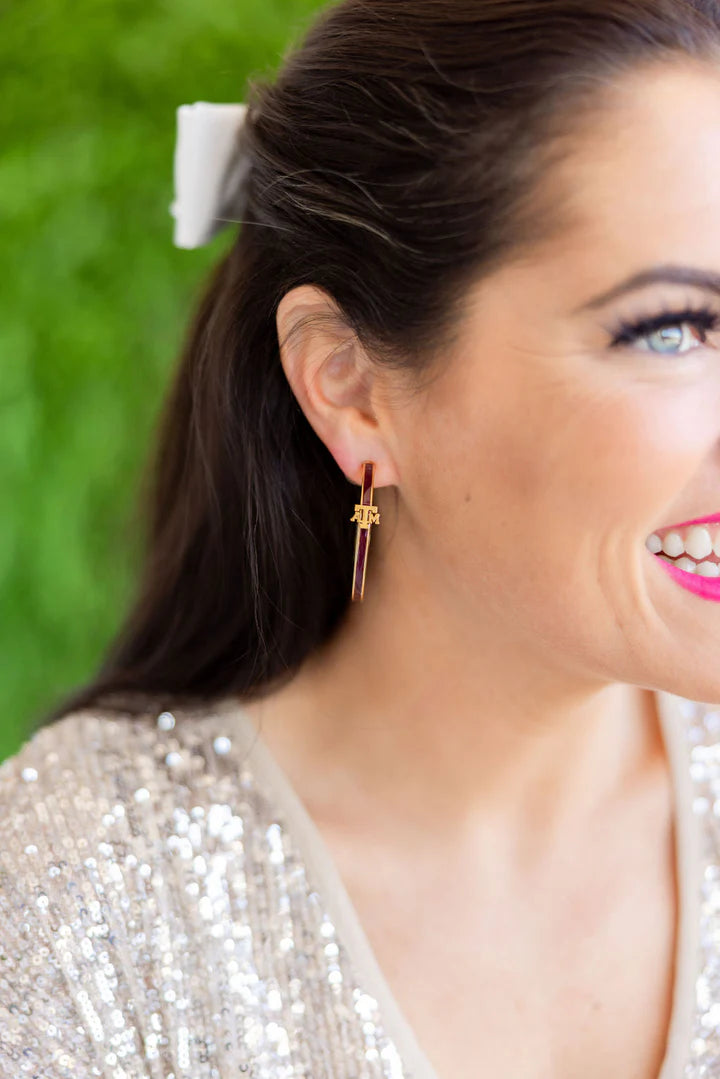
[{"xmin": 42, "ymin": 0, "xmax": 720, "ymax": 727}]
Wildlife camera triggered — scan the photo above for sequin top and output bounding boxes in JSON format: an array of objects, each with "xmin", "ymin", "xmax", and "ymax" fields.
[{"xmin": 0, "ymin": 689, "xmax": 718, "ymax": 1078}]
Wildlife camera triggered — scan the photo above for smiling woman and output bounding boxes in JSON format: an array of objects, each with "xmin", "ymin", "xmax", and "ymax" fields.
[{"xmin": 4, "ymin": 2, "xmax": 720, "ymax": 1078}]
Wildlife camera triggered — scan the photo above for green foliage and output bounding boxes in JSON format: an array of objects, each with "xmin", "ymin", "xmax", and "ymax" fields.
[{"xmin": 1, "ymin": 0, "xmax": 326, "ymax": 759}]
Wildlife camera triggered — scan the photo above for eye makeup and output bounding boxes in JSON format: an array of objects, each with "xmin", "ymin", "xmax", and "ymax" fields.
[{"xmin": 606, "ymin": 302, "xmax": 720, "ymax": 351}]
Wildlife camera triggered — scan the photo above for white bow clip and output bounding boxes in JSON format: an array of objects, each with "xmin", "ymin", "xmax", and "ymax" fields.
[{"xmin": 169, "ymin": 101, "xmax": 249, "ymax": 249}]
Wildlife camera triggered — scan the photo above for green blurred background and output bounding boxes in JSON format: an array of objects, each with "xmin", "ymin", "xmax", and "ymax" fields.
[{"xmin": 1, "ymin": 0, "xmax": 325, "ymax": 761}]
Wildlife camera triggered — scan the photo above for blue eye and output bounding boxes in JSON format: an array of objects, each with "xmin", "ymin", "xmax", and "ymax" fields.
[{"xmin": 609, "ymin": 305, "xmax": 720, "ymax": 355}]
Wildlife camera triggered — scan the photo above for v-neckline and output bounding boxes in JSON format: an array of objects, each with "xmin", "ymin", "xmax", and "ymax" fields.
[{"xmin": 216, "ymin": 689, "xmax": 701, "ymax": 1079}]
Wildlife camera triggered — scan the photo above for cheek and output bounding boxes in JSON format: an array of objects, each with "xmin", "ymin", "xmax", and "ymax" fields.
[
  {"xmin": 399, "ymin": 328, "xmax": 720, "ymax": 578},
  {"xmin": 405, "ymin": 367, "xmax": 715, "ymax": 599},
  {"xmin": 546, "ymin": 381, "xmax": 717, "ymax": 529},
  {"xmin": 485, "ymin": 368, "xmax": 718, "ymax": 533}
]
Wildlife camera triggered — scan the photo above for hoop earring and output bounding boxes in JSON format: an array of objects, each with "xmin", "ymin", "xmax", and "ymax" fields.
[{"xmin": 350, "ymin": 461, "xmax": 381, "ymax": 602}]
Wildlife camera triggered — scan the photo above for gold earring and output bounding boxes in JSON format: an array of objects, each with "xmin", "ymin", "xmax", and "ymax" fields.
[{"xmin": 350, "ymin": 461, "xmax": 380, "ymax": 601}]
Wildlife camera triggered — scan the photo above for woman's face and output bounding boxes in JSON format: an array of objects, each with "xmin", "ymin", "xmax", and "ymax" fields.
[{"xmin": 377, "ymin": 60, "xmax": 720, "ymax": 703}]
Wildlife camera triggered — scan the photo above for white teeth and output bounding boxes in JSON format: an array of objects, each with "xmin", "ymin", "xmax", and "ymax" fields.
[
  {"xmin": 645, "ymin": 523, "xmax": 720, "ymax": 562},
  {"xmin": 685, "ymin": 526, "xmax": 713, "ymax": 560},
  {"xmin": 661, "ymin": 531, "xmax": 685, "ymax": 558},
  {"xmin": 645, "ymin": 533, "xmax": 663, "ymax": 554},
  {"xmin": 656, "ymin": 555, "xmax": 720, "ymax": 576}
]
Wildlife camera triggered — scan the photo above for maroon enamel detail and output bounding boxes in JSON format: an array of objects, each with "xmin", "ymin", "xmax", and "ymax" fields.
[
  {"xmin": 361, "ymin": 461, "xmax": 373, "ymax": 505},
  {"xmin": 351, "ymin": 461, "xmax": 377, "ymax": 600},
  {"xmin": 353, "ymin": 526, "xmax": 369, "ymax": 599}
]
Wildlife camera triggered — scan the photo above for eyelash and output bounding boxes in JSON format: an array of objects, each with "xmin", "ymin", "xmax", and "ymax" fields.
[{"xmin": 608, "ymin": 303, "xmax": 720, "ymax": 352}]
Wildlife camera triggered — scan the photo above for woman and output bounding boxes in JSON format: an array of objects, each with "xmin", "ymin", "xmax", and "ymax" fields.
[{"xmin": 3, "ymin": 0, "xmax": 720, "ymax": 1075}]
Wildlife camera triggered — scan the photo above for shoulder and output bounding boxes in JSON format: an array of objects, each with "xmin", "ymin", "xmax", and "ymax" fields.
[
  {"xmin": 0, "ymin": 699, "xmax": 255, "ymax": 823},
  {"xmin": 0, "ymin": 706, "xmax": 185, "ymax": 863},
  {"xmin": 0, "ymin": 700, "xmax": 259, "ymax": 1078},
  {"xmin": 0, "ymin": 698, "xmax": 263, "ymax": 882},
  {"xmin": 0, "ymin": 707, "xmax": 154, "ymax": 886},
  {"xmin": 0, "ymin": 706, "xmax": 140, "ymax": 798}
]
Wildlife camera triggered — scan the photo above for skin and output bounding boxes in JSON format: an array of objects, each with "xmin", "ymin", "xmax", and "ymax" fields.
[{"xmin": 240, "ymin": 60, "xmax": 720, "ymax": 1077}]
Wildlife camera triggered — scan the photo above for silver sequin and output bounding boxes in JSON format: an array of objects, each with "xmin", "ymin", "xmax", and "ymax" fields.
[
  {"xmin": 2, "ymin": 692, "xmax": 720, "ymax": 1078},
  {"xmin": 685, "ymin": 702, "xmax": 720, "ymax": 1076},
  {"xmin": 0, "ymin": 703, "xmax": 415, "ymax": 1077}
]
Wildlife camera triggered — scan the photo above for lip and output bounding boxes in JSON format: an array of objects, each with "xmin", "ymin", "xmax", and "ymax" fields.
[
  {"xmin": 654, "ymin": 554, "xmax": 720, "ymax": 602},
  {"xmin": 656, "ymin": 511, "xmax": 720, "ymax": 531}
]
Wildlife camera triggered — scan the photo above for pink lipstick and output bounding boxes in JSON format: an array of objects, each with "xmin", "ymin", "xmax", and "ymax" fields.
[
  {"xmin": 656, "ymin": 510, "xmax": 720, "ymax": 529},
  {"xmin": 655, "ymin": 555, "xmax": 720, "ymax": 601}
]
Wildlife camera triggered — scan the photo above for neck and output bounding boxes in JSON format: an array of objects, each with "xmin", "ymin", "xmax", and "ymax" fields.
[{"xmin": 241, "ymin": 531, "xmax": 668, "ymax": 863}]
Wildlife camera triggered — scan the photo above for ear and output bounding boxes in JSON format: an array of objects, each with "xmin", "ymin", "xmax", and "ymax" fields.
[{"xmin": 275, "ymin": 284, "xmax": 400, "ymax": 487}]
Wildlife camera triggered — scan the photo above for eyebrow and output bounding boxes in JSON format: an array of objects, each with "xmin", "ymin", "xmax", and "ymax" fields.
[{"xmin": 574, "ymin": 264, "xmax": 720, "ymax": 313}]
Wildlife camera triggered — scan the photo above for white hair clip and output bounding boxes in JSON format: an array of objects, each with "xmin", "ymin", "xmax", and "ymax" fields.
[{"xmin": 169, "ymin": 101, "xmax": 250, "ymax": 249}]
